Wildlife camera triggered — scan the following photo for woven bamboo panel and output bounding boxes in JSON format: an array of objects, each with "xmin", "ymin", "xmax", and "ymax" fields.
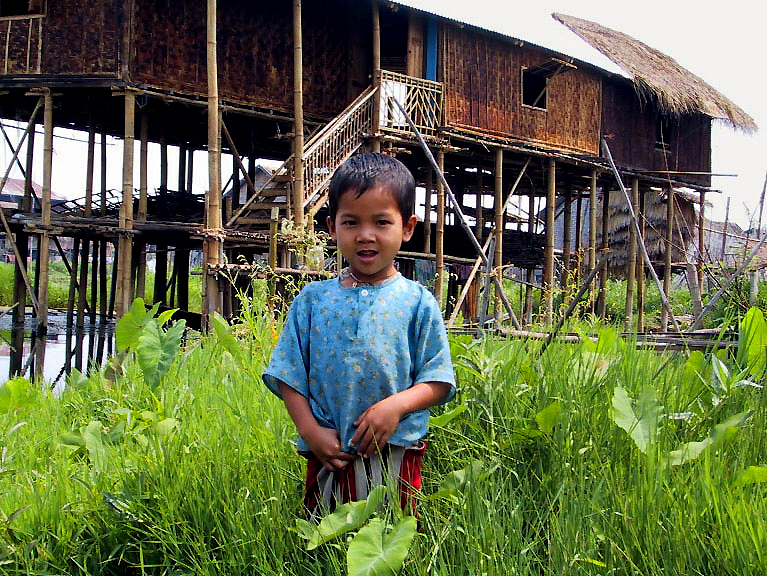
[
  {"xmin": 0, "ymin": 16, "xmax": 42, "ymax": 74},
  {"xmin": 41, "ymin": 1, "xmax": 120, "ymax": 74},
  {"xmin": 442, "ymin": 22, "xmax": 601, "ymax": 155}
]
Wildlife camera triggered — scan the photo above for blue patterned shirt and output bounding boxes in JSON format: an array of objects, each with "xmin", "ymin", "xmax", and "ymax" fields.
[{"xmin": 263, "ymin": 274, "xmax": 456, "ymax": 453}]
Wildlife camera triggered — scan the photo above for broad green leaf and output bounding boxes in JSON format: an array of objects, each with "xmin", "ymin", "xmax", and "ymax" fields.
[
  {"xmin": 582, "ymin": 327, "xmax": 623, "ymax": 355},
  {"xmin": 506, "ymin": 427, "xmax": 544, "ymax": 445},
  {"xmin": 431, "ymin": 403, "xmax": 467, "ymax": 428},
  {"xmin": 710, "ymin": 355, "xmax": 730, "ymax": 396},
  {"xmin": 735, "ymin": 466, "xmax": 767, "ymax": 487},
  {"xmin": 668, "ymin": 410, "xmax": 752, "ymax": 466},
  {"xmin": 347, "ymin": 517, "xmax": 417, "ymax": 576},
  {"xmin": 610, "ymin": 386, "xmax": 663, "ymax": 453},
  {"xmin": 535, "ymin": 401, "xmax": 562, "ymax": 434},
  {"xmin": 429, "ymin": 460, "xmax": 485, "ymax": 499},
  {"xmin": 56, "ymin": 430, "xmax": 86, "ymax": 448},
  {"xmin": 155, "ymin": 418, "xmax": 179, "ymax": 440},
  {"xmin": 211, "ymin": 312, "xmax": 245, "ymax": 365},
  {"xmin": 116, "ymin": 298, "xmax": 158, "ymax": 351},
  {"xmin": 82, "ymin": 420, "xmax": 108, "ymax": 473},
  {"xmin": 66, "ymin": 368, "xmax": 88, "ymax": 389},
  {"xmin": 300, "ymin": 485, "xmax": 386, "ymax": 550},
  {"xmin": 683, "ymin": 351, "xmax": 708, "ymax": 386},
  {"xmin": 737, "ymin": 307, "xmax": 767, "ymax": 378},
  {"xmin": 0, "ymin": 377, "xmax": 35, "ymax": 413},
  {"xmin": 516, "ymin": 362, "xmax": 538, "ymax": 386},
  {"xmin": 136, "ymin": 318, "xmax": 186, "ymax": 389},
  {"xmin": 156, "ymin": 308, "xmax": 178, "ymax": 326}
]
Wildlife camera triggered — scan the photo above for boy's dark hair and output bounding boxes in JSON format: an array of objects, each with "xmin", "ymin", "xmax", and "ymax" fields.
[{"xmin": 327, "ymin": 152, "xmax": 415, "ymax": 221}]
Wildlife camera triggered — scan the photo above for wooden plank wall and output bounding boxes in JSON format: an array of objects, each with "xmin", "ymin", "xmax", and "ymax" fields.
[
  {"xmin": 602, "ymin": 80, "xmax": 711, "ymax": 186},
  {"xmin": 441, "ymin": 23, "xmax": 601, "ymax": 155},
  {"xmin": 131, "ymin": 0, "xmax": 368, "ymax": 119}
]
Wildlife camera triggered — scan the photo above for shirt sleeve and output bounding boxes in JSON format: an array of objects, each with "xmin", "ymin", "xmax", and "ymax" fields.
[
  {"xmin": 412, "ymin": 289, "xmax": 456, "ymax": 403},
  {"xmin": 262, "ymin": 290, "xmax": 311, "ymax": 399}
]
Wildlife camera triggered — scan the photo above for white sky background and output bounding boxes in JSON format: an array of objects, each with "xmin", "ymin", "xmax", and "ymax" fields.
[{"xmin": 0, "ymin": 1, "xmax": 764, "ymax": 229}]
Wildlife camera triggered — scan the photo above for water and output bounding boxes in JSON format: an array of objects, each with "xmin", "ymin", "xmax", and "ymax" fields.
[{"xmin": 0, "ymin": 309, "xmax": 115, "ymax": 388}]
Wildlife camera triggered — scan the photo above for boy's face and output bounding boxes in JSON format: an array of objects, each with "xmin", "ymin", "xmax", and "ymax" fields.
[{"xmin": 327, "ymin": 185, "xmax": 417, "ymax": 284}]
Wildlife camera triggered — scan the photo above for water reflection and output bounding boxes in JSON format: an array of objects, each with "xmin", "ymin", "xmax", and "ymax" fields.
[{"xmin": 0, "ymin": 310, "xmax": 115, "ymax": 387}]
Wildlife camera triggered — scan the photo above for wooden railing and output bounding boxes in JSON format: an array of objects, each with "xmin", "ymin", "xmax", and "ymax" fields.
[
  {"xmin": 379, "ymin": 70, "xmax": 443, "ymax": 138},
  {"xmin": 302, "ymin": 85, "xmax": 377, "ymax": 215},
  {"xmin": 0, "ymin": 15, "xmax": 43, "ymax": 75}
]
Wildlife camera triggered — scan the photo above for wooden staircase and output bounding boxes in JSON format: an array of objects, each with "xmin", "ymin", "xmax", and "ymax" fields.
[{"xmin": 227, "ymin": 85, "xmax": 378, "ymax": 231}]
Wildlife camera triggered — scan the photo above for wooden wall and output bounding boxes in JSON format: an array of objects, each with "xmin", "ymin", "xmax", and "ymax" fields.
[
  {"xmin": 601, "ymin": 80, "xmax": 711, "ymax": 186},
  {"xmin": 130, "ymin": 0, "xmax": 369, "ymax": 119},
  {"xmin": 441, "ymin": 23, "xmax": 602, "ymax": 155}
]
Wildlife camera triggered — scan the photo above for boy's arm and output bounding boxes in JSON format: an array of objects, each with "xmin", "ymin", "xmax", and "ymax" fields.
[
  {"xmin": 278, "ymin": 381, "xmax": 355, "ymax": 471},
  {"xmin": 351, "ymin": 381, "xmax": 451, "ymax": 458}
]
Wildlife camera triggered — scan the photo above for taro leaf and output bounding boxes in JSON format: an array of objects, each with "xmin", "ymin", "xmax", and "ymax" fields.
[
  {"xmin": 155, "ymin": 418, "xmax": 179, "ymax": 441},
  {"xmin": 116, "ymin": 298, "xmax": 160, "ymax": 352},
  {"xmin": 298, "ymin": 485, "xmax": 386, "ymax": 550},
  {"xmin": 737, "ymin": 307, "xmax": 767, "ymax": 378},
  {"xmin": 535, "ymin": 401, "xmax": 563, "ymax": 435},
  {"xmin": 683, "ymin": 351, "xmax": 708, "ymax": 386},
  {"xmin": 156, "ymin": 308, "xmax": 178, "ymax": 327},
  {"xmin": 0, "ymin": 377, "xmax": 35, "ymax": 414},
  {"xmin": 710, "ymin": 355, "xmax": 730, "ymax": 397},
  {"xmin": 611, "ymin": 386, "xmax": 663, "ymax": 453},
  {"xmin": 347, "ymin": 517, "xmax": 417, "ymax": 576},
  {"xmin": 430, "ymin": 403, "xmax": 467, "ymax": 428},
  {"xmin": 506, "ymin": 427, "xmax": 544, "ymax": 445},
  {"xmin": 211, "ymin": 312, "xmax": 245, "ymax": 367},
  {"xmin": 136, "ymin": 318, "xmax": 186, "ymax": 389},
  {"xmin": 667, "ymin": 410, "xmax": 753, "ymax": 466},
  {"xmin": 66, "ymin": 368, "xmax": 88, "ymax": 389},
  {"xmin": 426, "ymin": 460, "xmax": 485, "ymax": 500},
  {"xmin": 735, "ymin": 465, "xmax": 767, "ymax": 487},
  {"xmin": 516, "ymin": 362, "xmax": 537, "ymax": 387},
  {"xmin": 583, "ymin": 327, "xmax": 623, "ymax": 355}
]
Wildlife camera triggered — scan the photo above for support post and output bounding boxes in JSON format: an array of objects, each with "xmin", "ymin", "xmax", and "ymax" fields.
[
  {"xmin": 624, "ymin": 178, "xmax": 638, "ymax": 331},
  {"xmin": 78, "ymin": 118, "xmax": 95, "ymax": 327},
  {"xmin": 371, "ymin": 0, "xmax": 381, "ymax": 152},
  {"xmin": 525, "ymin": 185, "xmax": 535, "ymax": 324},
  {"xmin": 720, "ymin": 196, "xmax": 730, "ymax": 264},
  {"xmin": 38, "ymin": 91, "xmax": 53, "ymax": 334},
  {"xmin": 435, "ymin": 149, "xmax": 445, "ymax": 306},
  {"xmin": 206, "ymin": 0, "xmax": 223, "ymax": 319},
  {"xmin": 544, "ymin": 158, "xmax": 555, "ymax": 324},
  {"xmin": 100, "ymin": 131, "xmax": 108, "ymax": 321},
  {"xmin": 118, "ymin": 91, "xmax": 136, "ymax": 317},
  {"xmin": 561, "ymin": 185, "xmax": 571, "ymax": 288},
  {"xmin": 423, "ymin": 166, "xmax": 432, "ymax": 253},
  {"xmin": 136, "ymin": 110, "xmax": 149, "ymax": 299},
  {"xmin": 494, "ymin": 148, "xmax": 503, "ymax": 325},
  {"xmin": 177, "ymin": 248, "xmax": 190, "ymax": 311},
  {"xmin": 637, "ymin": 186, "xmax": 646, "ymax": 332},
  {"xmin": 475, "ymin": 166, "xmax": 483, "ymax": 241},
  {"xmin": 156, "ymin": 134, "xmax": 169, "ymax": 305},
  {"xmin": 589, "ymin": 169, "xmax": 597, "ymax": 309},
  {"xmin": 293, "ymin": 0, "xmax": 305, "ymax": 228},
  {"xmin": 698, "ymin": 190, "xmax": 706, "ymax": 293},
  {"xmin": 660, "ymin": 186, "xmax": 674, "ymax": 330},
  {"xmin": 598, "ymin": 188, "xmax": 609, "ymax": 319}
]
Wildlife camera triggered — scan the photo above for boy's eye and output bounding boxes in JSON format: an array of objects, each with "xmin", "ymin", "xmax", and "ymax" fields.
[
  {"xmin": 378, "ymin": 220, "xmax": 392, "ymax": 226},
  {"xmin": 342, "ymin": 220, "xmax": 356, "ymax": 226}
]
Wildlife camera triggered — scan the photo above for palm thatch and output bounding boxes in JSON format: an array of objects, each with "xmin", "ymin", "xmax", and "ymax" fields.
[
  {"xmin": 597, "ymin": 188, "xmax": 697, "ymax": 276},
  {"xmin": 553, "ymin": 13, "xmax": 757, "ymax": 132}
]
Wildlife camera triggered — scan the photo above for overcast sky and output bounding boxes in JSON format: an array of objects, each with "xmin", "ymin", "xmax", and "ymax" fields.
[{"xmin": 2, "ymin": 1, "xmax": 764, "ymax": 228}]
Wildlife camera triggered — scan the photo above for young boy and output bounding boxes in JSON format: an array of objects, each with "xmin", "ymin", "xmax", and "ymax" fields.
[{"xmin": 263, "ymin": 152, "xmax": 455, "ymax": 516}]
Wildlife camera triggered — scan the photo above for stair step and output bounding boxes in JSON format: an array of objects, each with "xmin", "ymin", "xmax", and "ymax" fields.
[
  {"xmin": 244, "ymin": 201, "xmax": 288, "ymax": 210},
  {"xmin": 236, "ymin": 217, "xmax": 277, "ymax": 225},
  {"xmin": 271, "ymin": 173, "xmax": 293, "ymax": 183},
  {"xmin": 257, "ymin": 187, "xmax": 288, "ymax": 197}
]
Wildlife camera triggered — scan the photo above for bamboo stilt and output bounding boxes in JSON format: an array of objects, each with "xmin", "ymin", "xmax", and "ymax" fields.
[
  {"xmin": 562, "ymin": 186, "xmax": 571, "ymax": 288},
  {"xmin": 544, "ymin": 158, "xmax": 555, "ymax": 324},
  {"xmin": 525, "ymin": 186, "xmax": 535, "ymax": 324},
  {"xmin": 178, "ymin": 145, "xmax": 186, "ymax": 194},
  {"xmin": 637, "ymin": 187, "xmax": 646, "ymax": 332},
  {"xmin": 38, "ymin": 91, "xmax": 53, "ymax": 334},
  {"xmin": 371, "ymin": 0, "xmax": 381, "ymax": 153},
  {"xmin": 100, "ymin": 132, "xmax": 108, "ymax": 320},
  {"xmin": 13, "ymin": 232, "xmax": 28, "ymax": 325},
  {"xmin": 292, "ymin": 0, "xmax": 304, "ymax": 228},
  {"xmin": 423, "ymin": 166, "xmax": 432, "ymax": 253},
  {"xmin": 598, "ymin": 187, "xmax": 609, "ymax": 318},
  {"xmin": 177, "ymin": 248, "xmax": 190, "ymax": 311},
  {"xmin": 589, "ymin": 169, "xmax": 597, "ymax": 309},
  {"xmin": 494, "ymin": 148, "xmax": 503, "ymax": 325},
  {"xmin": 109, "ymin": 243, "xmax": 118, "ymax": 319},
  {"xmin": 89, "ymin": 239, "xmax": 98, "ymax": 325},
  {"xmin": 624, "ymin": 178, "xmax": 638, "ymax": 331},
  {"xmin": 187, "ymin": 147, "xmax": 194, "ymax": 194},
  {"xmin": 698, "ymin": 190, "xmax": 706, "ymax": 293},
  {"xmin": 660, "ymin": 186, "xmax": 674, "ymax": 330},
  {"xmin": 66, "ymin": 238, "xmax": 81, "ymax": 328},
  {"xmin": 76, "ymin": 240, "xmax": 89, "ymax": 328},
  {"xmin": 435, "ymin": 150, "xmax": 445, "ymax": 305},
  {"xmin": 118, "ymin": 91, "xmax": 136, "ymax": 317},
  {"xmin": 575, "ymin": 191, "xmax": 583, "ymax": 283},
  {"xmin": 136, "ymin": 111, "xmax": 149, "ymax": 300},
  {"xmin": 475, "ymin": 166, "xmax": 483, "ymax": 241}
]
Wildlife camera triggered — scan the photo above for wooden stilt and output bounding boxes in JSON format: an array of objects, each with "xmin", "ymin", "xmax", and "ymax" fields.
[
  {"xmin": 624, "ymin": 178, "xmax": 638, "ymax": 331},
  {"xmin": 475, "ymin": 166, "xmax": 483, "ymax": 241},
  {"xmin": 78, "ymin": 118, "xmax": 95, "ymax": 328},
  {"xmin": 136, "ymin": 111, "xmax": 149, "ymax": 299},
  {"xmin": 89, "ymin": 239, "xmax": 98, "ymax": 325},
  {"xmin": 13, "ymin": 232, "xmax": 28, "ymax": 326},
  {"xmin": 589, "ymin": 170, "xmax": 597, "ymax": 310},
  {"xmin": 423, "ymin": 166, "xmax": 432, "ymax": 253},
  {"xmin": 544, "ymin": 158, "xmax": 555, "ymax": 324},
  {"xmin": 117, "ymin": 91, "xmax": 136, "ymax": 317},
  {"xmin": 561, "ymin": 185, "xmax": 571, "ymax": 288},
  {"xmin": 720, "ymin": 196, "xmax": 730, "ymax": 264},
  {"xmin": 231, "ymin": 146, "xmax": 240, "ymax": 212},
  {"xmin": 100, "ymin": 131, "xmax": 108, "ymax": 320},
  {"xmin": 575, "ymin": 191, "xmax": 583, "ymax": 284},
  {"xmin": 371, "ymin": 0, "xmax": 381, "ymax": 153},
  {"xmin": 292, "ymin": 0, "xmax": 304, "ymax": 228},
  {"xmin": 66, "ymin": 238, "xmax": 81, "ymax": 329},
  {"xmin": 177, "ymin": 248, "xmax": 190, "ymax": 311},
  {"xmin": 434, "ymin": 150, "xmax": 445, "ymax": 304},
  {"xmin": 598, "ymin": 187, "xmax": 609, "ymax": 319},
  {"xmin": 660, "ymin": 186, "xmax": 674, "ymax": 330},
  {"xmin": 525, "ymin": 185, "xmax": 535, "ymax": 324},
  {"xmin": 698, "ymin": 190, "xmax": 706, "ymax": 293},
  {"xmin": 38, "ymin": 91, "xmax": 54, "ymax": 335},
  {"xmin": 156, "ymin": 133, "xmax": 169, "ymax": 305},
  {"xmin": 186, "ymin": 147, "xmax": 194, "ymax": 194},
  {"xmin": 637, "ymin": 187, "xmax": 646, "ymax": 332},
  {"xmin": 108, "ymin": 243, "xmax": 118, "ymax": 319},
  {"xmin": 494, "ymin": 148, "xmax": 503, "ymax": 325},
  {"xmin": 77, "ymin": 239, "xmax": 92, "ymax": 328}
]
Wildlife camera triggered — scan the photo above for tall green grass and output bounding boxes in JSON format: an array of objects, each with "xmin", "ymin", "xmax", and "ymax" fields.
[{"xmin": 1, "ymin": 295, "xmax": 765, "ymax": 574}]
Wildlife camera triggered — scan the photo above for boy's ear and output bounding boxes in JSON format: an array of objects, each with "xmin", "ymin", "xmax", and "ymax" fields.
[
  {"xmin": 327, "ymin": 215, "xmax": 337, "ymax": 239},
  {"xmin": 401, "ymin": 214, "xmax": 418, "ymax": 242}
]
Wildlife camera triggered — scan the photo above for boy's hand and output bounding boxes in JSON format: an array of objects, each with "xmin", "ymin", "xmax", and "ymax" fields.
[
  {"xmin": 305, "ymin": 425, "xmax": 355, "ymax": 471},
  {"xmin": 352, "ymin": 396, "xmax": 404, "ymax": 458}
]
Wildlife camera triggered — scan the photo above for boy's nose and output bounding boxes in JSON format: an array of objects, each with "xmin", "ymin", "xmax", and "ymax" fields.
[{"xmin": 356, "ymin": 226, "xmax": 375, "ymax": 242}]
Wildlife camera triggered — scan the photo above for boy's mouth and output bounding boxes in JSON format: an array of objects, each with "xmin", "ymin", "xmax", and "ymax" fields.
[{"xmin": 357, "ymin": 250, "xmax": 378, "ymax": 263}]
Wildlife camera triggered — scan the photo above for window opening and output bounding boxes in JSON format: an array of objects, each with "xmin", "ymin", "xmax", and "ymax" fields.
[
  {"xmin": 0, "ymin": 0, "xmax": 42, "ymax": 17},
  {"xmin": 522, "ymin": 69, "xmax": 548, "ymax": 109}
]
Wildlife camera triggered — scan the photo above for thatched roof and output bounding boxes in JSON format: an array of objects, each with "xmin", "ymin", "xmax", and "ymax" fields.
[{"xmin": 553, "ymin": 13, "xmax": 757, "ymax": 132}]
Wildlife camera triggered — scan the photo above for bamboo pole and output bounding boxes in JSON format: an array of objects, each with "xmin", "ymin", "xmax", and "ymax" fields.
[
  {"xmin": 601, "ymin": 139, "xmax": 680, "ymax": 333},
  {"xmin": 371, "ymin": 0, "xmax": 381, "ymax": 152},
  {"xmin": 178, "ymin": 145, "xmax": 186, "ymax": 194},
  {"xmin": 435, "ymin": 149, "xmax": 445, "ymax": 305},
  {"xmin": 562, "ymin": 186, "xmax": 571, "ymax": 288},
  {"xmin": 624, "ymin": 178, "xmax": 638, "ymax": 331},
  {"xmin": 598, "ymin": 187, "xmax": 609, "ymax": 318},
  {"xmin": 177, "ymin": 248, "xmax": 190, "ymax": 311},
  {"xmin": 423, "ymin": 165, "xmax": 432, "ymax": 253},
  {"xmin": 475, "ymin": 166, "xmax": 483, "ymax": 241},
  {"xmin": 78, "ymin": 118, "xmax": 95, "ymax": 327},
  {"xmin": 698, "ymin": 190, "xmax": 706, "ymax": 293},
  {"xmin": 637, "ymin": 186, "xmax": 646, "ymax": 332},
  {"xmin": 186, "ymin": 147, "xmax": 194, "ymax": 194},
  {"xmin": 660, "ymin": 186, "xmax": 674, "ymax": 330},
  {"xmin": 156, "ymin": 135, "xmax": 169, "ymax": 306},
  {"xmin": 544, "ymin": 158, "xmax": 555, "ymax": 324},
  {"xmin": 38, "ymin": 91, "xmax": 53, "ymax": 334},
  {"xmin": 76, "ymin": 239, "xmax": 90, "ymax": 328},
  {"xmin": 206, "ymin": 0, "xmax": 223, "ymax": 319},
  {"xmin": 99, "ymin": 132, "xmax": 108, "ymax": 321},
  {"xmin": 494, "ymin": 149, "xmax": 503, "ymax": 325},
  {"xmin": 136, "ymin": 110, "xmax": 149, "ymax": 299},
  {"xmin": 66, "ymin": 238, "xmax": 81, "ymax": 328},
  {"xmin": 589, "ymin": 169, "xmax": 597, "ymax": 309},
  {"xmin": 109, "ymin": 243, "xmax": 118, "ymax": 319},
  {"xmin": 292, "ymin": 0, "xmax": 305, "ymax": 228},
  {"xmin": 575, "ymin": 191, "xmax": 583, "ymax": 283},
  {"xmin": 14, "ymin": 104, "xmax": 36, "ymax": 324},
  {"xmin": 525, "ymin": 184, "xmax": 535, "ymax": 324},
  {"xmin": 720, "ymin": 196, "xmax": 730, "ymax": 264},
  {"xmin": 89, "ymin": 238, "xmax": 98, "ymax": 325},
  {"xmin": 118, "ymin": 90, "xmax": 136, "ymax": 317}
]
